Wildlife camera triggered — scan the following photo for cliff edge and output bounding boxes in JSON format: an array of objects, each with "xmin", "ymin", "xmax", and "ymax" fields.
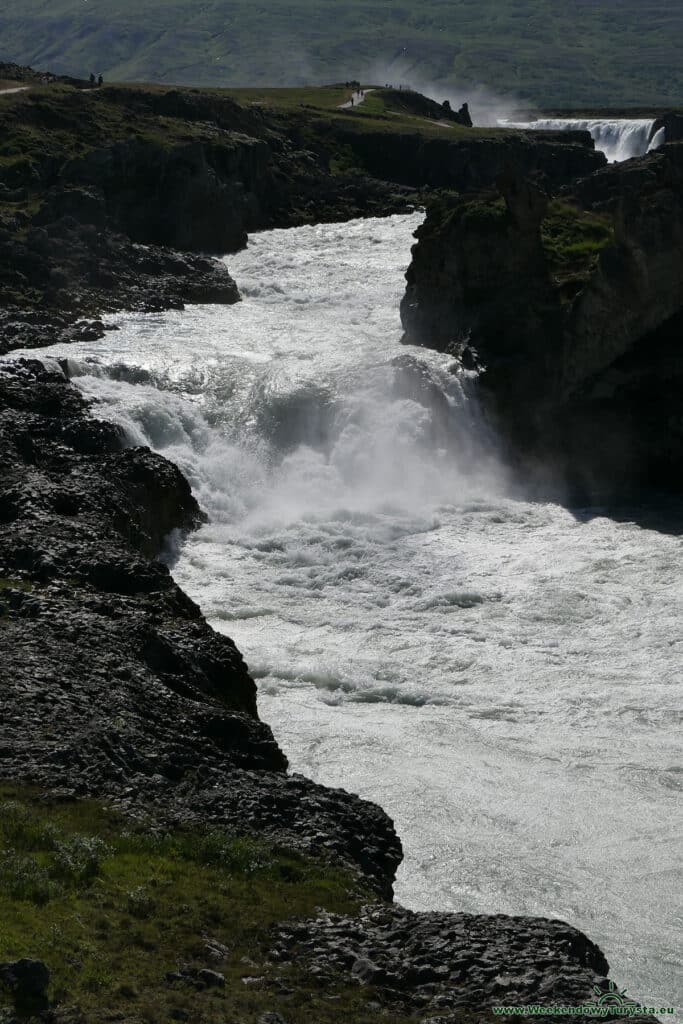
[{"xmin": 401, "ymin": 145, "xmax": 683, "ymax": 498}]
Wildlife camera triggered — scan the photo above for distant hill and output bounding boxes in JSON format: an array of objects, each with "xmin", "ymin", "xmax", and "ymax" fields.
[{"xmin": 2, "ymin": 0, "xmax": 682, "ymax": 110}]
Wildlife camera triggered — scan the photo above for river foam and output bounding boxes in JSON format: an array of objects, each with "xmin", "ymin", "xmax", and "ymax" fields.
[{"xmin": 8, "ymin": 213, "xmax": 681, "ymax": 1014}]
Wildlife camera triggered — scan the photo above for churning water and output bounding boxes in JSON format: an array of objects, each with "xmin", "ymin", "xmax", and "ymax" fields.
[
  {"xmin": 11, "ymin": 214, "xmax": 681, "ymax": 1012},
  {"xmin": 502, "ymin": 118, "xmax": 663, "ymax": 162}
]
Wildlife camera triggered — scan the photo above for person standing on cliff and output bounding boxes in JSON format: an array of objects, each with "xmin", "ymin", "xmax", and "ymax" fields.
[{"xmin": 98, "ymin": 74, "xmax": 103, "ymax": 86}]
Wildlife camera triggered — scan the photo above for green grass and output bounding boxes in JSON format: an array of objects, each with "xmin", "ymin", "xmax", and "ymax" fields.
[
  {"xmin": 420, "ymin": 193, "xmax": 614, "ymax": 302},
  {"xmin": 1, "ymin": 0, "xmax": 683, "ymax": 107},
  {"xmin": 217, "ymin": 84, "xmax": 351, "ymax": 110},
  {"xmin": 0, "ymin": 783, "xmax": 417, "ymax": 1024},
  {"xmin": 542, "ymin": 200, "xmax": 614, "ymax": 299},
  {"xmin": 182, "ymin": 84, "xmax": 488, "ymax": 139},
  {"xmin": 0, "ymin": 578, "xmax": 34, "ymax": 592}
]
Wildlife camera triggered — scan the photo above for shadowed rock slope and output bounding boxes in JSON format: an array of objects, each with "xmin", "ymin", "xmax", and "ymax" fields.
[
  {"xmin": 401, "ymin": 144, "xmax": 683, "ymax": 499},
  {"xmin": 0, "ymin": 359, "xmax": 400, "ymax": 896}
]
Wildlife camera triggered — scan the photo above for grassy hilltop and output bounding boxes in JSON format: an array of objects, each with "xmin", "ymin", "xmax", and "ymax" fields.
[{"xmin": 1, "ymin": 0, "xmax": 682, "ymax": 108}]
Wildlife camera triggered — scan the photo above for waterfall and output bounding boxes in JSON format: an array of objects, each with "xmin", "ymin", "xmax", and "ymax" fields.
[{"xmin": 501, "ymin": 117, "xmax": 661, "ymax": 163}]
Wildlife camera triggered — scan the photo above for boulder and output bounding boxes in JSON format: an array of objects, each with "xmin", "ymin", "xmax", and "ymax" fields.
[{"xmin": 0, "ymin": 958, "xmax": 50, "ymax": 1010}]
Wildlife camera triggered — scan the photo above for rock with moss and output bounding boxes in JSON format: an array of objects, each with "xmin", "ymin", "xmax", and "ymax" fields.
[{"xmin": 401, "ymin": 146, "xmax": 683, "ymax": 498}]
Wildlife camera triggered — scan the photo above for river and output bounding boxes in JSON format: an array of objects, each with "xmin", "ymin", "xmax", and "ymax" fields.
[{"xmin": 13, "ymin": 213, "xmax": 682, "ymax": 1013}]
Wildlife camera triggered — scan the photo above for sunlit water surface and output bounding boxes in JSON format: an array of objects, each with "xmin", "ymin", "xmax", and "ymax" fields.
[{"xmin": 11, "ymin": 214, "xmax": 682, "ymax": 1013}]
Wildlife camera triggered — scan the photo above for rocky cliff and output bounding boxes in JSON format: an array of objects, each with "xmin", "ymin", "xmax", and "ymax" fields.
[
  {"xmin": 401, "ymin": 144, "xmax": 683, "ymax": 498},
  {"xmin": 0, "ymin": 73, "xmax": 607, "ymax": 357},
  {"xmin": 320, "ymin": 122, "xmax": 604, "ymax": 192}
]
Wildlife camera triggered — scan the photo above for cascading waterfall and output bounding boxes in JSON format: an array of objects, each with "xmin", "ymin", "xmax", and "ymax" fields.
[
  {"xmin": 501, "ymin": 117, "xmax": 665, "ymax": 162},
  {"xmin": 2, "ymin": 213, "xmax": 680, "ymax": 1018}
]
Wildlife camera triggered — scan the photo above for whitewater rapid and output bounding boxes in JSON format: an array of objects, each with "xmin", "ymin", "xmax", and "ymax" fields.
[
  {"xmin": 9, "ymin": 214, "xmax": 681, "ymax": 1013},
  {"xmin": 502, "ymin": 117, "xmax": 664, "ymax": 162}
]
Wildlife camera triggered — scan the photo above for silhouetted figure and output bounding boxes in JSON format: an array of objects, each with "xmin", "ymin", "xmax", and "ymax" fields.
[
  {"xmin": 98, "ymin": 74, "xmax": 103, "ymax": 86},
  {"xmin": 351, "ymin": 96, "xmax": 354, "ymax": 106},
  {"xmin": 89, "ymin": 72, "xmax": 96, "ymax": 87}
]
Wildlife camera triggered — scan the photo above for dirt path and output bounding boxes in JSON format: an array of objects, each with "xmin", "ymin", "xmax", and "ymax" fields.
[{"xmin": 339, "ymin": 88, "xmax": 374, "ymax": 110}]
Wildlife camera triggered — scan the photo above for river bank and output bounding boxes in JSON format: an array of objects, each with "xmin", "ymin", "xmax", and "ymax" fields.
[{"xmin": 0, "ymin": 72, "xmax": 678, "ymax": 1023}]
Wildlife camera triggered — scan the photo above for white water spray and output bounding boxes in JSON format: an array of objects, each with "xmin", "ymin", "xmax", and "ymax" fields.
[{"xmin": 501, "ymin": 117, "xmax": 663, "ymax": 162}]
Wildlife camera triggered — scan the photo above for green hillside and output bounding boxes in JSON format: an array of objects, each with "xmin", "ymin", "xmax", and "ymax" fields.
[{"xmin": 1, "ymin": 0, "xmax": 682, "ymax": 109}]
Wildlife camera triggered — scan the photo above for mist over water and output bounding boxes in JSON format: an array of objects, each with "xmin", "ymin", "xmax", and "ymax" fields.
[{"xmin": 11, "ymin": 214, "xmax": 682, "ymax": 1014}]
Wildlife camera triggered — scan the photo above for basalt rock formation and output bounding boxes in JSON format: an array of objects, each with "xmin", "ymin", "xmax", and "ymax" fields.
[
  {"xmin": 0, "ymin": 71, "xmax": 606, "ymax": 355},
  {"xmin": 401, "ymin": 144, "xmax": 683, "ymax": 497},
  {"xmin": 270, "ymin": 907, "xmax": 615, "ymax": 1017},
  {"xmin": 378, "ymin": 88, "xmax": 473, "ymax": 127},
  {"xmin": 312, "ymin": 121, "xmax": 604, "ymax": 193}
]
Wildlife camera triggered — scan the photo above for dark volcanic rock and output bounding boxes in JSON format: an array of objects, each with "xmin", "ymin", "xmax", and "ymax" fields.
[
  {"xmin": 270, "ymin": 907, "xmax": 613, "ymax": 1018},
  {"xmin": 0, "ymin": 957, "xmax": 50, "ymax": 1012},
  {"xmin": 0, "ymin": 200, "xmax": 240, "ymax": 349},
  {"xmin": 0, "ymin": 359, "xmax": 401, "ymax": 895},
  {"xmin": 0, "ymin": 78, "xmax": 610, "ymax": 354},
  {"xmin": 322, "ymin": 122, "xmax": 605, "ymax": 192},
  {"xmin": 401, "ymin": 146, "xmax": 683, "ymax": 498}
]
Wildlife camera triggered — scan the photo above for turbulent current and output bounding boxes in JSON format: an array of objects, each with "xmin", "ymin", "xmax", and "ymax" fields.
[
  {"xmin": 14, "ymin": 214, "xmax": 681, "ymax": 1012},
  {"xmin": 501, "ymin": 118, "xmax": 664, "ymax": 162}
]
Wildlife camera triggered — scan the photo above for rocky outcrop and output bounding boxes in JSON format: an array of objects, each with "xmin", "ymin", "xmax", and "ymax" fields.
[
  {"xmin": 651, "ymin": 113, "xmax": 683, "ymax": 143},
  {"xmin": 379, "ymin": 88, "xmax": 473, "ymax": 127},
  {"xmin": 0, "ymin": 203, "xmax": 240, "ymax": 333},
  {"xmin": 271, "ymin": 907, "xmax": 615, "ymax": 1018},
  {"xmin": 0, "ymin": 75, "xmax": 611, "ymax": 353},
  {"xmin": 0, "ymin": 61, "xmax": 89, "ymax": 88},
  {"xmin": 314, "ymin": 121, "xmax": 605, "ymax": 192},
  {"xmin": 401, "ymin": 145, "xmax": 683, "ymax": 497},
  {"xmin": 0, "ymin": 359, "xmax": 402, "ymax": 895}
]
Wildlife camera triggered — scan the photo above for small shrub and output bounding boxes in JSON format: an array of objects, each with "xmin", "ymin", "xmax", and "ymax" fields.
[
  {"xmin": 193, "ymin": 832, "xmax": 267, "ymax": 875},
  {"xmin": 0, "ymin": 799, "xmax": 32, "ymax": 841},
  {"xmin": 52, "ymin": 835, "xmax": 111, "ymax": 883},
  {"xmin": 126, "ymin": 886, "xmax": 156, "ymax": 919},
  {"xmin": 0, "ymin": 850, "xmax": 55, "ymax": 904},
  {"xmin": 459, "ymin": 197, "xmax": 507, "ymax": 228}
]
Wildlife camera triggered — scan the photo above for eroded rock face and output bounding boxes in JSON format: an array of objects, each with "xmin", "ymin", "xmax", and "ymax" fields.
[
  {"xmin": 562, "ymin": 147, "xmax": 683, "ymax": 394},
  {"xmin": 400, "ymin": 146, "xmax": 683, "ymax": 497},
  {"xmin": 329, "ymin": 125, "xmax": 605, "ymax": 192},
  {"xmin": 270, "ymin": 907, "xmax": 613, "ymax": 1018},
  {"xmin": 0, "ymin": 199, "xmax": 240, "ymax": 343},
  {"xmin": 0, "ymin": 360, "xmax": 402, "ymax": 894}
]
